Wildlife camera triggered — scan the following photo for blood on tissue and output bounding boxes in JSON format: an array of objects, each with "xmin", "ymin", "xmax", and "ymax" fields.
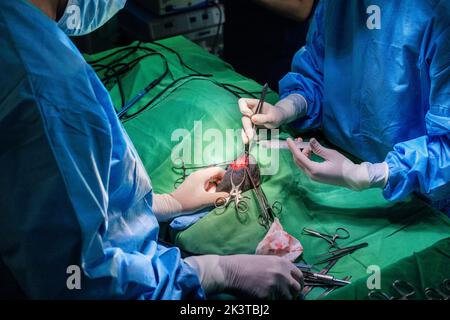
[{"xmin": 230, "ymin": 155, "xmax": 249, "ymax": 171}]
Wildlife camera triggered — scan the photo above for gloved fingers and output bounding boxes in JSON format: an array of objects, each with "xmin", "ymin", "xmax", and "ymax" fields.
[
  {"xmin": 203, "ymin": 191, "xmax": 231, "ymax": 205},
  {"xmin": 193, "ymin": 166, "xmax": 227, "ymax": 181},
  {"xmin": 238, "ymin": 98, "xmax": 259, "ymax": 117},
  {"xmin": 207, "ymin": 168, "xmax": 227, "ymax": 182},
  {"xmin": 241, "ymin": 128, "xmax": 249, "ymax": 145},
  {"xmin": 287, "ymin": 138, "xmax": 317, "ymax": 173},
  {"xmin": 277, "ymin": 284, "xmax": 295, "ymax": 300},
  {"xmin": 302, "ymin": 146, "xmax": 312, "ymax": 159},
  {"xmin": 190, "ymin": 167, "xmax": 227, "ymax": 191},
  {"xmin": 310, "ymin": 138, "xmax": 335, "ymax": 160},
  {"xmin": 294, "ymin": 137, "xmax": 312, "ymax": 158},
  {"xmin": 251, "ymin": 113, "xmax": 275, "ymax": 127},
  {"xmin": 289, "ymin": 279, "xmax": 302, "ymax": 299},
  {"xmin": 290, "ymin": 266, "xmax": 304, "ymax": 287},
  {"xmin": 241, "ymin": 117, "xmax": 254, "ymax": 143},
  {"xmin": 205, "ymin": 170, "xmax": 226, "ymax": 192}
]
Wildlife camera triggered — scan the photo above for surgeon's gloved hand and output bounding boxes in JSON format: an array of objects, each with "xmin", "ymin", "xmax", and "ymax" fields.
[
  {"xmin": 287, "ymin": 138, "xmax": 389, "ymax": 191},
  {"xmin": 153, "ymin": 167, "xmax": 229, "ymax": 221},
  {"xmin": 185, "ymin": 254, "xmax": 303, "ymax": 300},
  {"xmin": 240, "ymin": 94, "xmax": 307, "ymax": 144},
  {"xmin": 170, "ymin": 167, "xmax": 229, "ymax": 212}
]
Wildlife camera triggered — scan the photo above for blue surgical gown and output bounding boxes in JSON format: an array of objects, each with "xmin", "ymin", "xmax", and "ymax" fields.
[
  {"xmin": 280, "ymin": 0, "xmax": 450, "ymax": 212},
  {"xmin": 0, "ymin": 0, "xmax": 203, "ymax": 299}
]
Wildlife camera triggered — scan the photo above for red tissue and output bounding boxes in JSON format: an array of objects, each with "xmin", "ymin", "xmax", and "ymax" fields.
[{"xmin": 255, "ymin": 218, "xmax": 303, "ymax": 262}]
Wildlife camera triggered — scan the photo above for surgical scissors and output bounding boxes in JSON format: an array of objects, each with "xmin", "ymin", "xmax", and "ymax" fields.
[
  {"xmin": 424, "ymin": 279, "xmax": 450, "ymax": 300},
  {"xmin": 214, "ymin": 170, "xmax": 249, "ymax": 213},
  {"xmin": 302, "ymin": 227, "xmax": 350, "ymax": 249},
  {"xmin": 368, "ymin": 280, "xmax": 416, "ymax": 300}
]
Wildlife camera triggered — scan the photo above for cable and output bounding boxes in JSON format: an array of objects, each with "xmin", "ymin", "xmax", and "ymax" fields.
[
  {"xmin": 90, "ymin": 44, "xmax": 171, "ymax": 111},
  {"xmin": 149, "ymin": 41, "xmax": 203, "ymax": 75},
  {"xmin": 89, "ymin": 42, "xmax": 206, "ymax": 114},
  {"xmin": 117, "ymin": 69, "xmax": 169, "ymax": 118},
  {"xmin": 92, "ymin": 62, "xmax": 127, "ymax": 107},
  {"xmin": 121, "ymin": 74, "xmax": 212, "ymax": 120},
  {"xmin": 121, "ymin": 75, "xmax": 266, "ymax": 121},
  {"xmin": 88, "ymin": 43, "xmax": 265, "ymax": 121}
]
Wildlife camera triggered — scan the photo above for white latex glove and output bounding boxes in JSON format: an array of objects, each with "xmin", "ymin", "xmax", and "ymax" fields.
[
  {"xmin": 239, "ymin": 94, "xmax": 307, "ymax": 144},
  {"xmin": 185, "ymin": 254, "xmax": 303, "ymax": 300},
  {"xmin": 287, "ymin": 138, "xmax": 389, "ymax": 191},
  {"xmin": 171, "ymin": 167, "xmax": 229, "ymax": 211},
  {"xmin": 152, "ymin": 167, "xmax": 229, "ymax": 222}
]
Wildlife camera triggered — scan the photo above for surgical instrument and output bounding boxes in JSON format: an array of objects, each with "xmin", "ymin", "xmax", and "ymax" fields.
[
  {"xmin": 245, "ymin": 166, "xmax": 281, "ymax": 228},
  {"xmin": 172, "ymin": 158, "xmax": 233, "ymax": 188},
  {"xmin": 245, "ymin": 83, "xmax": 269, "ymax": 156},
  {"xmin": 368, "ymin": 280, "xmax": 416, "ymax": 300},
  {"xmin": 424, "ymin": 279, "xmax": 450, "ymax": 300},
  {"xmin": 254, "ymin": 83, "xmax": 269, "ymax": 117},
  {"xmin": 295, "ymin": 263, "xmax": 314, "ymax": 270},
  {"xmin": 314, "ymin": 242, "xmax": 368, "ymax": 265},
  {"xmin": 296, "ymin": 263, "xmax": 350, "ymax": 287},
  {"xmin": 214, "ymin": 170, "xmax": 249, "ymax": 213},
  {"xmin": 318, "ymin": 276, "xmax": 352, "ymax": 299},
  {"xmin": 258, "ymin": 139, "xmax": 310, "ymax": 150},
  {"xmin": 301, "ymin": 242, "xmax": 368, "ymax": 297},
  {"xmin": 304, "ymin": 273, "xmax": 351, "ymax": 287},
  {"xmin": 302, "ymin": 227, "xmax": 350, "ymax": 249},
  {"xmin": 300, "ymin": 259, "xmax": 338, "ymax": 298}
]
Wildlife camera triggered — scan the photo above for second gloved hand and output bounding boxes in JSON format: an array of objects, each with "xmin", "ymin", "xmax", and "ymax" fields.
[
  {"xmin": 153, "ymin": 167, "xmax": 229, "ymax": 221},
  {"xmin": 171, "ymin": 167, "xmax": 229, "ymax": 211},
  {"xmin": 287, "ymin": 138, "xmax": 389, "ymax": 191},
  {"xmin": 185, "ymin": 254, "xmax": 303, "ymax": 299},
  {"xmin": 239, "ymin": 94, "xmax": 307, "ymax": 144}
]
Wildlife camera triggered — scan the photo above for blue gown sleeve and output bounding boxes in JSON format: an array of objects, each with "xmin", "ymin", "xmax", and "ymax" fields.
[
  {"xmin": 0, "ymin": 0, "xmax": 202, "ymax": 299},
  {"xmin": 278, "ymin": 1, "xmax": 325, "ymax": 131},
  {"xmin": 384, "ymin": 2, "xmax": 450, "ymax": 203},
  {"xmin": 0, "ymin": 72, "xmax": 203, "ymax": 300}
]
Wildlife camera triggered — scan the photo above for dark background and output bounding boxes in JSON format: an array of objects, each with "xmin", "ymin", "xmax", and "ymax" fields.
[{"xmin": 72, "ymin": 0, "xmax": 317, "ymax": 93}]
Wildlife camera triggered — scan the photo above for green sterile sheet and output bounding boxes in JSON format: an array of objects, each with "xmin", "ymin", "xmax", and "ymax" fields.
[
  {"xmin": 327, "ymin": 237, "xmax": 450, "ymax": 300},
  {"xmin": 85, "ymin": 36, "xmax": 450, "ymax": 300}
]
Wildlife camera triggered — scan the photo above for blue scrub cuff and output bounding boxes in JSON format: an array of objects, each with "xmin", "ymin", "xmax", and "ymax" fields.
[{"xmin": 170, "ymin": 207, "xmax": 212, "ymax": 231}]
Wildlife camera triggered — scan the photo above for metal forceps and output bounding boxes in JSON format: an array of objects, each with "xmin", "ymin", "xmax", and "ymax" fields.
[
  {"xmin": 368, "ymin": 280, "xmax": 416, "ymax": 300},
  {"xmin": 245, "ymin": 83, "xmax": 269, "ymax": 156},
  {"xmin": 172, "ymin": 158, "xmax": 232, "ymax": 189},
  {"xmin": 256, "ymin": 186, "xmax": 282, "ymax": 228},
  {"xmin": 242, "ymin": 165, "xmax": 281, "ymax": 228},
  {"xmin": 302, "ymin": 227, "xmax": 350, "ymax": 250},
  {"xmin": 214, "ymin": 170, "xmax": 249, "ymax": 213},
  {"xmin": 424, "ymin": 279, "xmax": 450, "ymax": 300}
]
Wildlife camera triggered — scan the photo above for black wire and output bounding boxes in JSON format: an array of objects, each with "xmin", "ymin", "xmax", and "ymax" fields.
[
  {"xmin": 90, "ymin": 45, "xmax": 171, "ymax": 110},
  {"xmin": 92, "ymin": 62, "xmax": 127, "ymax": 107},
  {"xmin": 90, "ymin": 42, "xmax": 205, "ymax": 113},
  {"xmin": 94, "ymin": 48, "xmax": 170, "ymax": 80},
  {"xmin": 89, "ymin": 44, "xmax": 141, "ymax": 65},
  {"xmin": 89, "ymin": 43, "xmax": 265, "ymax": 121},
  {"xmin": 149, "ymin": 41, "xmax": 203, "ymax": 75},
  {"xmin": 117, "ymin": 67, "xmax": 170, "ymax": 118},
  {"xmin": 121, "ymin": 75, "xmax": 266, "ymax": 121},
  {"xmin": 121, "ymin": 74, "xmax": 211, "ymax": 120},
  {"xmin": 222, "ymin": 83, "xmax": 258, "ymax": 98}
]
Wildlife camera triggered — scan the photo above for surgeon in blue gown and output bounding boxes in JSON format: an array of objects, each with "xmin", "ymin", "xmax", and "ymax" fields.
[
  {"xmin": 240, "ymin": 0, "xmax": 450, "ymax": 214},
  {"xmin": 0, "ymin": 0, "xmax": 304, "ymax": 299}
]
